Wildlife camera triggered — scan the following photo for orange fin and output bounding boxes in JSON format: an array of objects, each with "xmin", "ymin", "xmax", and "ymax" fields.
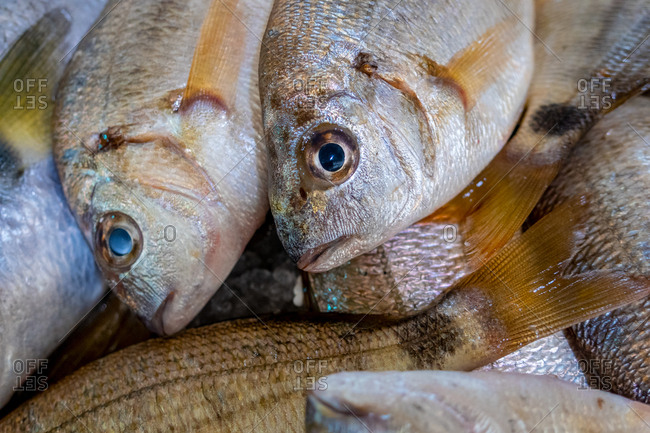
[
  {"xmin": 180, "ymin": 0, "xmax": 245, "ymax": 113},
  {"xmin": 454, "ymin": 198, "xmax": 650, "ymax": 355},
  {"xmin": 455, "ymin": 132, "xmax": 561, "ymax": 270},
  {"xmin": 418, "ymin": 14, "xmax": 520, "ymax": 111}
]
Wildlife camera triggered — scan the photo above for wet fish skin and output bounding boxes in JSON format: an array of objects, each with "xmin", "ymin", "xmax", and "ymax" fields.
[
  {"xmin": 308, "ymin": 209, "xmax": 586, "ymax": 386},
  {"xmin": 54, "ymin": 0, "xmax": 272, "ymax": 334},
  {"xmin": 529, "ymin": 96, "xmax": 650, "ymax": 402},
  {"xmin": 442, "ymin": 0, "xmax": 650, "ymax": 270},
  {"xmin": 260, "ymin": 0, "xmax": 534, "ymax": 272},
  {"xmin": 2, "ymin": 229, "xmax": 646, "ymax": 432},
  {"xmin": 306, "ymin": 371, "xmax": 650, "ymax": 432},
  {"xmin": 0, "ymin": 0, "xmax": 106, "ymax": 57},
  {"xmin": 0, "ymin": 3, "xmax": 106, "ymax": 409},
  {"xmin": 308, "ymin": 219, "xmax": 469, "ymax": 315}
]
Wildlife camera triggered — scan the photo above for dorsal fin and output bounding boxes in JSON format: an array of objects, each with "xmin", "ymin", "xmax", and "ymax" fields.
[
  {"xmin": 180, "ymin": 0, "xmax": 246, "ymax": 113},
  {"xmin": 0, "ymin": 9, "xmax": 71, "ymax": 167}
]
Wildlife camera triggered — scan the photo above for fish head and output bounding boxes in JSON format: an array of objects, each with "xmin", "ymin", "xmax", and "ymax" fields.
[
  {"xmin": 264, "ymin": 68, "xmax": 438, "ymax": 273},
  {"xmin": 305, "ymin": 372, "xmax": 483, "ymax": 433},
  {"xmin": 59, "ymin": 120, "xmax": 258, "ymax": 335}
]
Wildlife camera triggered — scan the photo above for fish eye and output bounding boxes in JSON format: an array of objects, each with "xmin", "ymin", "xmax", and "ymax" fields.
[
  {"xmin": 304, "ymin": 124, "xmax": 359, "ymax": 185},
  {"xmin": 318, "ymin": 142, "xmax": 345, "ymax": 172},
  {"xmin": 95, "ymin": 212, "xmax": 143, "ymax": 270},
  {"xmin": 108, "ymin": 228, "xmax": 132, "ymax": 256}
]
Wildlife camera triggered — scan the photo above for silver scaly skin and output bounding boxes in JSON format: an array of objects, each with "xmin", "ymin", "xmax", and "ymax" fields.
[
  {"xmin": 260, "ymin": 0, "xmax": 534, "ymax": 272},
  {"xmin": 306, "ymin": 371, "xmax": 650, "ymax": 432},
  {"xmin": 54, "ymin": 0, "xmax": 272, "ymax": 335},
  {"xmin": 530, "ymin": 96, "xmax": 650, "ymax": 402},
  {"xmin": 0, "ymin": 1, "xmax": 106, "ymax": 408}
]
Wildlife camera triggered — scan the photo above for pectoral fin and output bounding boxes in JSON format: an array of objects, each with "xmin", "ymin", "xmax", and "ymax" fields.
[
  {"xmin": 439, "ymin": 0, "xmax": 650, "ymax": 271},
  {"xmin": 419, "ymin": 14, "xmax": 521, "ymax": 111},
  {"xmin": 0, "ymin": 9, "xmax": 71, "ymax": 167},
  {"xmin": 181, "ymin": 0, "xmax": 246, "ymax": 113},
  {"xmin": 453, "ymin": 198, "xmax": 650, "ymax": 360}
]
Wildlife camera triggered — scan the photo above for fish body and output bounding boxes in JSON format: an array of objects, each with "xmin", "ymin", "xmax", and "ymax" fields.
[
  {"xmin": 306, "ymin": 371, "xmax": 650, "ymax": 432},
  {"xmin": 308, "ymin": 209, "xmax": 586, "ymax": 386},
  {"xmin": 308, "ymin": 219, "xmax": 469, "ymax": 315},
  {"xmin": 529, "ymin": 96, "xmax": 650, "ymax": 401},
  {"xmin": 1, "ymin": 224, "xmax": 646, "ymax": 431},
  {"xmin": 0, "ymin": 0, "xmax": 105, "ymax": 58},
  {"xmin": 260, "ymin": 0, "xmax": 534, "ymax": 271},
  {"xmin": 54, "ymin": 0, "xmax": 272, "ymax": 334},
  {"xmin": 0, "ymin": 3, "xmax": 106, "ymax": 408},
  {"xmin": 440, "ymin": 0, "xmax": 650, "ymax": 269}
]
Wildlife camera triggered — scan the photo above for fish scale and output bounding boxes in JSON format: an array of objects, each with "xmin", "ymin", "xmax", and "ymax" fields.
[
  {"xmin": 260, "ymin": 0, "xmax": 534, "ymax": 272},
  {"xmin": 526, "ymin": 96, "xmax": 650, "ymax": 402},
  {"xmin": 0, "ymin": 1, "xmax": 107, "ymax": 409},
  {"xmin": 53, "ymin": 0, "xmax": 273, "ymax": 335}
]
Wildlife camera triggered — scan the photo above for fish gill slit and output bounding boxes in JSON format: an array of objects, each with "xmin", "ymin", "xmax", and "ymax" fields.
[{"xmin": 353, "ymin": 52, "xmax": 436, "ymax": 163}]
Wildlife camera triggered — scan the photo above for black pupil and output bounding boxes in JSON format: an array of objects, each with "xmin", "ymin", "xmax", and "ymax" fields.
[
  {"xmin": 318, "ymin": 142, "xmax": 345, "ymax": 172},
  {"xmin": 108, "ymin": 228, "xmax": 133, "ymax": 256}
]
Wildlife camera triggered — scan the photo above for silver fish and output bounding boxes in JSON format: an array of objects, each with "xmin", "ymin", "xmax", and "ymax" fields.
[
  {"xmin": 0, "ymin": 4, "xmax": 105, "ymax": 408},
  {"xmin": 306, "ymin": 371, "xmax": 650, "ymax": 432},
  {"xmin": 54, "ymin": 0, "xmax": 272, "ymax": 334},
  {"xmin": 260, "ymin": 0, "xmax": 534, "ymax": 272},
  {"xmin": 530, "ymin": 96, "xmax": 650, "ymax": 402}
]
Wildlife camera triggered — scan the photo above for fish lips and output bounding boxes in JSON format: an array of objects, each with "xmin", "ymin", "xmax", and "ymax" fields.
[
  {"xmin": 296, "ymin": 236, "xmax": 353, "ymax": 273},
  {"xmin": 305, "ymin": 392, "xmax": 396, "ymax": 433}
]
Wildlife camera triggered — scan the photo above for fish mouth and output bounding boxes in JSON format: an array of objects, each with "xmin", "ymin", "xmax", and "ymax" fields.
[
  {"xmin": 297, "ymin": 236, "xmax": 350, "ymax": 273},
  {"xmin": 145, "ymin": 291, "xmax": 176, "ymax": 336},
  {"xmin": 305, "ymin": 393, "xmax": 392, "ymax": 433}
]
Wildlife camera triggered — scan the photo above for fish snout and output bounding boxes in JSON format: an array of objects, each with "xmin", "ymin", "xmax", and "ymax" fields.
[{"xmin": 145, "ymin": 291, "xmax": 177, "ymax": 336}]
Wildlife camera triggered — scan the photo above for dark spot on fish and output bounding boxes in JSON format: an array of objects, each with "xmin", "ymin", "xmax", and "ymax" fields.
[
  {"xmin": 597, "ymin": 397, "xmax": 604, "ymax": 409},
  {"xmin": 0, "ymin": 137, "xmax": 23, "ymax": 186},
  {"xmin": 294, "ymin": 109, "xmax": 318, "ymax": 128},
  {"xmin": 353, "ymin": 52, "xmax": 378, "ymax": 77},
  {"xmin": 399, "ymin": 310, "xmax": 461, "ymax": 370},
  {"xmin": 299, "ymin": 187, "xmax": 307, "ymax": 200},
  {"xmin": 529, "ymin": 104, "xmax": 592, "ymax": 136},
  {"xmin": 97, "ymin": 127, "xmax": 127, "ymax": 152}
]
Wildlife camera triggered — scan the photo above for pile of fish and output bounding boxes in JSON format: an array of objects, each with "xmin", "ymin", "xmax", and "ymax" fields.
[{"xmin": 0, "ymin": 0, "xmax": 647, "ymax": 431}]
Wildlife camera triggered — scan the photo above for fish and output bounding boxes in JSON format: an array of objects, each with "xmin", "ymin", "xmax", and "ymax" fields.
[
  {"xmin": 259, "ymin": 0, "xmax": 535, "ymax": 272},
  {"xmin": 53, "ymin": 0, "xmax": 272, "ymax": 335},
  {"xmin": 308, "ymin": 98, "xmax": 650, "ymax": 397},
  {"xmin": 306, "ymin": 197, "xmax": 585, "ymax": 387},
  {"xmin": 439, "ymin": 0, "xmax": 649, "ymax": 270},
  {"xmin": 0, "ymin": 4, "xmax": 106, "ymax": 409},
  {"xmin": 528, "ymin": 96, "xmax": 650, "ymax": 402},
  {"xmin": 0, "ymin": 0, "xmax": 106, "ymax": 59},
  {"xmin": 305, "ymin": 371, "xmax": 650, "ymax": 432},
  {"xmin": 307, "ymin": 219, "xmax": 469, "ymax": 315},
  {"xmin": 1, "ymin": 211, "xmax": 647, "ymax": 431}
]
